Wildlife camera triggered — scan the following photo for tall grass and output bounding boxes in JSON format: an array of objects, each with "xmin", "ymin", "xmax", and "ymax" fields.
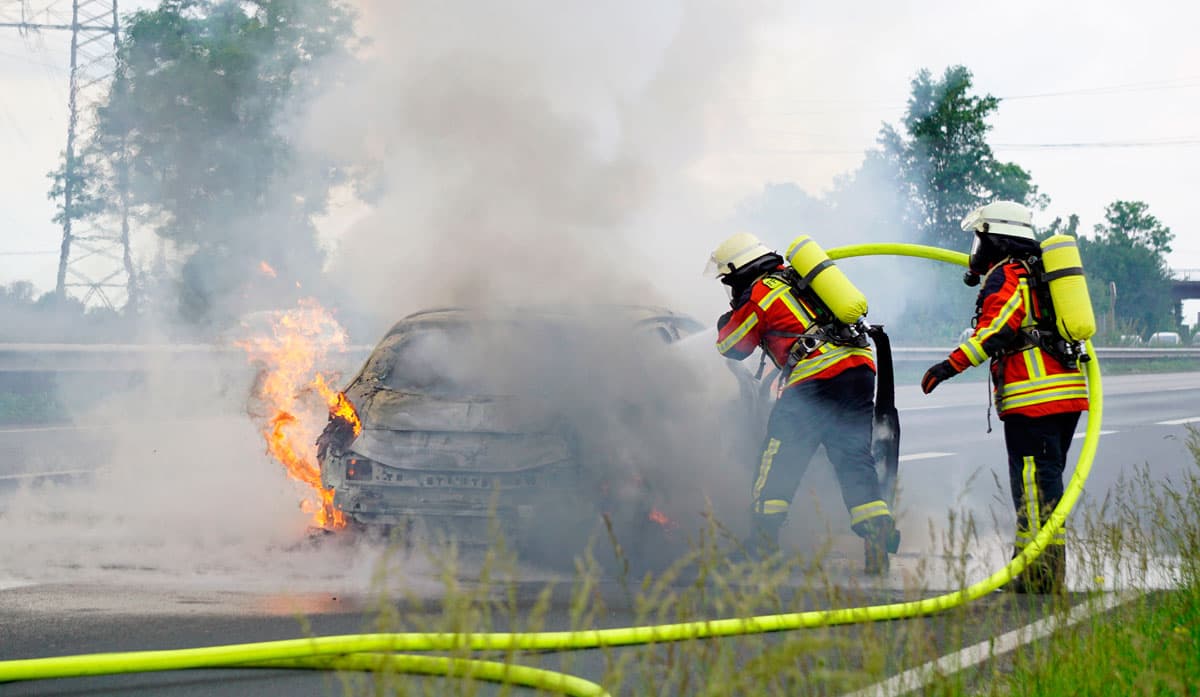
[{"xmin": 327, "ymin": 433, "xmax": 1200, "ymax": 696}]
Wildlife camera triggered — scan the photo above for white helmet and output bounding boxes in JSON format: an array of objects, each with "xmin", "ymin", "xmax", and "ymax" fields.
[
  {"xmin": 705, "ymin": 232, "xmax": 774, "ymax": 277},
  {"xmin": 960, "ymin": 201, "xmax": 1035, "ymax": 241}
]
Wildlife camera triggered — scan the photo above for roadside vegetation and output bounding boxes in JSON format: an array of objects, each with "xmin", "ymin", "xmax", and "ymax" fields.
[{"xmin": 302, "ymin": 423, "xmax": 1200, "ymax": 696}]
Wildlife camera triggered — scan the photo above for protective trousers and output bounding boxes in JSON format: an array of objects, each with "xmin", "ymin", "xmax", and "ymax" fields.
[
  {"xmin": 1003, "ymin": 411, "xmax": 1081, "ymax": 593},
  {"xmin": 750, "ymin": 366, "xmax": 892, "ymax": 548}
]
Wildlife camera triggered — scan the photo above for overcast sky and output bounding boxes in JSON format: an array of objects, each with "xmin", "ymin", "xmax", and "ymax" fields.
[{"xmin": 2, "ymin": 0, "xmax": 1198, "ymax": 315}]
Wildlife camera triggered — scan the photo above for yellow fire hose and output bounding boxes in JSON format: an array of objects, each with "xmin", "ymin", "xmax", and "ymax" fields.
[{"xmin": 0, "ymin": 243, "xmax": 1103, "ymax": 696}]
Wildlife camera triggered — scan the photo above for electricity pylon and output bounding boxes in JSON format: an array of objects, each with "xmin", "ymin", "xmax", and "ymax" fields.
[{"xmin": 1, "ymin": 0, "xmax": 135, "ymax": 311}]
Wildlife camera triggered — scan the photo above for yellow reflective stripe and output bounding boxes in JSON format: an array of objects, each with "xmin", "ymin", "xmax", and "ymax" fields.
[
  {"xmin": 959, "ymin": 337, "xmax": 988, "ymax": 366},
  {"xmin": 785, "ymin": 345, "xmax": 873, "ymax": 385},
  {"xmin": 1019, "ymin": 281, "xmax": 1035, "ymax": 329},
  {"xmin": 999, "ymin": 373, "xmax": 1088, "ymax": 410},
  {"xmin": 758, "ymin": 284, "xmax": 791, "ymax": 309},
  {"xmin": 777, "ymin": 291, "xmax": 813, "ymax": 325},
  {"xmin": 717, "ymin": 313, "xmax": 758, "ymax": 354},
  {"xmin": 761, "ymin": 499, "xmax": 789, "ymax": 515},
  {"xmin": 1000, "ymin": 373, "xmax": 1087, "ymax": 395},
  {"xmin": 976, "ymin": 280, "xmax": 1025, "ymax": 341},
  {"xmin": 1002, "ymin": 386, "xmax": 1089, "ymax": 411},
  {"xmin": 1023, "ymin": 455, "xmax": 1040, "ymax": 537},
  {"xmin": 752, "ymin": 438, "xmax": 781, "ymax": 503},
  {"xmin": 849, "ymin": 499, "xmax": 891, "ymax": 525}
]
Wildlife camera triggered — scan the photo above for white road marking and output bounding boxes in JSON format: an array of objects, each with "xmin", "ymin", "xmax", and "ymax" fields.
[
  {"xmin": 898, "ymin": 452, "xmax": 955, "ymax": 462},
  {"xmin": 0, "ymin": 580, "xmax": 35, "ymax": 591},
  {"xmin": 839, "ymin": 591, "xmax": 1139, "ymax": 697},
  {"xmin": 1155, "ymin": 417, "xmax": 1200, "ymax": 426},
  {"xmin": 0, "ymin": 469, "xmax": 93, "ymax": 481},
  {"xmin": 1072, "ymin": 430, "xmax": 1117, "ymax": 439}
]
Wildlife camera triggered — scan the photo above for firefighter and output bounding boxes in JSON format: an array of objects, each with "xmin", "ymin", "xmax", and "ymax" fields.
[
  {"xmin": 708, "ymin": 232, "xmax": 895, "ymax": 574},
  {"xmin": 921, "ymin": 200, "xmax": 1088, "ymax": 594}
]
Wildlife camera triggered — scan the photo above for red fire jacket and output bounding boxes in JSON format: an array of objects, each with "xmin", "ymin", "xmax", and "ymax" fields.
[
  {"xmin": 716, "ymin": 270, "xmax": 874, "ymax": 389},
  {"xmin": 948, "ymin": 260, "xmax": 1088, "ymax": 418}
]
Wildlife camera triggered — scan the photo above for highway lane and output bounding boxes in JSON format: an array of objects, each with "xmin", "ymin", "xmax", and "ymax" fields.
[{"xmin": 2, "ymin": 371, "xmax": 1198, "ymax": 694}]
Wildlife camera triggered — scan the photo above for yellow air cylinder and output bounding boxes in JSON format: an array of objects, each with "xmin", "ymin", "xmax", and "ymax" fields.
[
  {"xmin": 1040, "ymin": 234, "xmax": 1096, "ymax": 341},
  {"xmin": 785, "ymin": 235, "xmax": 868, "ymax": 324}
]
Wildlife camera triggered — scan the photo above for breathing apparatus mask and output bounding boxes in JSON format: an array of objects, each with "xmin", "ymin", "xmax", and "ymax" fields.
[
  {"xmin": 721, "ymin": 252, "xmax": 783, "ymax": 304},
  {"xmin": 963, "ymin": 231, "xmax": 1001, "ymax": 287}
]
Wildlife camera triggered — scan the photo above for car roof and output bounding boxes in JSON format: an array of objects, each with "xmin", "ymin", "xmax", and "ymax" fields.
[{"xmin": 382, "ymin": 305, "xmax": 704, "ymax": 337}]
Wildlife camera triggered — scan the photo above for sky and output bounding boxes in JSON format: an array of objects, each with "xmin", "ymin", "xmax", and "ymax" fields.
[{"xmin": 2, "ymin": 0, "xmax": 1198, "ymax": 320}]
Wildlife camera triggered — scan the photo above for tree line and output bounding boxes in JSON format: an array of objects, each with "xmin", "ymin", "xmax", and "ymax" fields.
[{"xmin": 9, "ymin": 1, "xmax": 1180, "ymax": 343}]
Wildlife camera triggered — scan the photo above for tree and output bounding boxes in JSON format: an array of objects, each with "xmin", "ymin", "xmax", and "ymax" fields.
[
  {"xmin": 881, "ymin": 66, "xmax": 1047, "ymax": 251},
  {"xmin": 73, "ymin": 0, "xmax": 353, "ymax": 325},
  {"xmin": 1078, "ymin": 201, "xmax": 1176, "ymax": 337}
]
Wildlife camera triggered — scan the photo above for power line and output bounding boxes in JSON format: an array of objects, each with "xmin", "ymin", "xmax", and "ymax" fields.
[
  {"xmin": 0, "ymin": 250, "xmax": 59, "ymax": 255},
  {"xmin": 993, "ymin": 138, "xmax": 1200, "ymax": 150}
]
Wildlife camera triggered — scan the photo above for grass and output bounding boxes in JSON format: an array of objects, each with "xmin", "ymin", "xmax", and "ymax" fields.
[{"xmin": 308, "ymin": 425, "xmax": 1200, "ymax": 697}]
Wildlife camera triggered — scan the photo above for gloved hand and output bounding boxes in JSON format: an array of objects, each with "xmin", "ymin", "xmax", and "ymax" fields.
[{"xmin": 921, "ymin": 360, "xmax": 959, "ymax": 394}]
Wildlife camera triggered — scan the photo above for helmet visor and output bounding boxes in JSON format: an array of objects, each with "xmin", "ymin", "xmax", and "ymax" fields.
[{"xmin": 703, "ymin": 253, "xmax": 724, "ymax": 278}]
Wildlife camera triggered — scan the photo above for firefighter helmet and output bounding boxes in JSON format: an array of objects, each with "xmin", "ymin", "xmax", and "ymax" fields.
[
  {"xmin": 960, "ymin": 201, "xmax": 1036, "ymax": 241},
  {"xmin": 705, "ymin": 232, "xmax": 773, "ymax": 277}
]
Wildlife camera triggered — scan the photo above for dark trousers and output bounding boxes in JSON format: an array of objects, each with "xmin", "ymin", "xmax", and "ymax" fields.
[
  {"xmin": 752, "ymin": 366, "xmax": 887, "ymax": 535},
  {"xmin": 1003, "ymin": 411, "xmax": 1081, "ymax": 549}
]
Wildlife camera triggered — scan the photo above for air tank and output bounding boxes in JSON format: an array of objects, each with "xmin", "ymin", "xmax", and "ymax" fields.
[
  {"xmin": 1040, "ymin": 234, "xmax": 1096, "ymax": 341},
  {"xmin": 785, "ymin": 235, "xmax": 868, "ymax": 324}
]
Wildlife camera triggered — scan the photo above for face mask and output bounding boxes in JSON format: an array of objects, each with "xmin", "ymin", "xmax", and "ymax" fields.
[{"xmin": 967, "ymin": 232, "xmax": 996, "ymax": 276}]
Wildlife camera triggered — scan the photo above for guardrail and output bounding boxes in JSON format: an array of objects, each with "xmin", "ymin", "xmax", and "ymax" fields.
[{"xmin": 0, "ymin": 343, "xmax": 1197, "ymax": 372}]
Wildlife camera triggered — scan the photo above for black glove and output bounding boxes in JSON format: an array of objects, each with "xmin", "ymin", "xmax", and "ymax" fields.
[{"xmin": 921, "ymin": 360, "xmax": 959, "ymax": 394}]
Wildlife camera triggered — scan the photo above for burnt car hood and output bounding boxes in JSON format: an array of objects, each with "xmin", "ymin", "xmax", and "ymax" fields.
[{"xmin": 349, "ymin": 390, "xmax": 573, "ymax": 472}]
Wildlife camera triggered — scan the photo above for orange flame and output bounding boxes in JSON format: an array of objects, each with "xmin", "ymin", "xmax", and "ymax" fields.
[
  {"xmin": 259, "ymin": 260, "xmax": 278, "ymax": 278},
  {"xmin": 238, "ymin": 299, "xmax": 355, "ymax": 529},
  {"xmin": 649, "ymin": 507, "xmax": 678, "ymax": 530}
]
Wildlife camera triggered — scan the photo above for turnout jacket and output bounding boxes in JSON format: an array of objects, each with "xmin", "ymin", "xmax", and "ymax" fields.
[
  {"xmin": 716, "ymin": 267, "xmax": 874, "ymax": 389},
  {"xmin": 948, "ymin": 259, "xmax": 1088, "ymax": 418}
]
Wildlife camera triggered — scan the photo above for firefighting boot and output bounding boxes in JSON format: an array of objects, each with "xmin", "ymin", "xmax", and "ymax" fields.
[
  {"xmin": 743, "ymin": 512, "xmax": 785, "ymax": 561},
  {"xmin": 1024, "ymin": 544, "xmax": 1067, "ymax": 594},
  {"xmin": 1002, "ymin": 544, "xmax": 1066, "ymax": 594},
  {"xmin": 860, "ymin": 516, "xmax": 896, "ymax": 576}
]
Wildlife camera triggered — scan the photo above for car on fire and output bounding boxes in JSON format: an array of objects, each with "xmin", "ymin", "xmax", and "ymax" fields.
[
  {"xmin": 315, "ymin": 304, "xmax": 776, "ymax": 566},
  {"xmin": 315, "ymin": 304, "xmax": 899, "ymax": 568}
]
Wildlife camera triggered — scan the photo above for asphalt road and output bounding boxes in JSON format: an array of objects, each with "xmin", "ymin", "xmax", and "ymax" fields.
[{"xmin": 1, "ymin": 370, "xmax": 1197, "ymax": 695}]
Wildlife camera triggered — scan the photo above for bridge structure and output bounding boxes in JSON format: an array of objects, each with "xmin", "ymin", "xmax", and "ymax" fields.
[{"xmin": 1171, "ymin": 269, "xmax": 1200, "ymax": 304}]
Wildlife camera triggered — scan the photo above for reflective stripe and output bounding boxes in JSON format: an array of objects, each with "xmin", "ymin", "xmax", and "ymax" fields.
[
  {"xmin": 752, "ymin": 438, "xmax": 781, "ymax": 503},
  {"xmin": 999, "ymin": 372, "xmax": 1088, "ymax": 411},
  {"xmin": 1023, "ymin": 345, "xmax": 1046, "ymax": 379},
  {"xmin": 849, "ymin": 499, "xmax": 891, "ymax": 526},
  {"xmin": 786, "ymin": 237, "xmax": 815, "ymax": 258},
  {"xmin": 1023, "ymin": 455, "xmax": 1041, "ymax": 539},
  {"xmin": 975, "ymin": 279, "xmax": 1025, "ymax": 346},
  {"xmin": 717, "ymin": 313, "xmax": 758, "ymax": 354},
  {"xmin": 761, "ymin": 499, "xmax": 789, "ymax": 515},
  {"xmin": 759, "ymin": 284, "xmax": 792, "ymax": 309},
  {"xmin": 785, "ymin": 344, "xmax": 873, "ymax": 385},
  {"xmin": 958, "ymin": 337, "xmax": 988, "ymax": 366}
]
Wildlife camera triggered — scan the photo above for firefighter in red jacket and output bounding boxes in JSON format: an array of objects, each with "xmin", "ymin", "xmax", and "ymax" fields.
[
  {"xmin": 708, "ymin": 232, "xmax": 895, "ymax": 574},
  {"xmin": 921, "ymin": 201, "xmax": 1088, "ymax": 594}
]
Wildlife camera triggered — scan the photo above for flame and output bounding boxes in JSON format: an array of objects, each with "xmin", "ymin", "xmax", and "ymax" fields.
[
  {"xmin": 259, "ymin": 260, "xmax": 278, "ymax": 278},
  {"xmin": 649, "ymin": 507, "xmax": 678, "ymax": 530},
  {"xmin": 238, "ymin": 299, "xmax": 356, "ymax": 529}
]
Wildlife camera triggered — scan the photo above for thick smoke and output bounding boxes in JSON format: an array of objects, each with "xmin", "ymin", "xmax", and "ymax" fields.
[
  {"xmin": 292, "ymin": 0, "xmax": 788, "ymax": 563},
  {"xmin": 306, "ymin": 0, "xmax": 771, "ymax": 326},
  {"xmin": 0, "ymin": 0, "xmax": 781, "ymax": 590}
]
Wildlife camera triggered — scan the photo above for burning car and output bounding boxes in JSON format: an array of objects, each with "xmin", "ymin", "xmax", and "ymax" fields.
[{"xmin": 314, "ymin": 304, "xmax": 771, "ymax": 565}]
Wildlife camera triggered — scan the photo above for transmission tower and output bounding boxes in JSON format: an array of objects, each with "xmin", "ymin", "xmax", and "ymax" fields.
[{"xmin": 1, "ymin": 0, "xmax": 135, "ymax": 311}]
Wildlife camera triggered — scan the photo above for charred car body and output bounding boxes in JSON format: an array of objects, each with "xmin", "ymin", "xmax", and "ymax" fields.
[{"xmin": 316, "ymin": 305, "xmax": 898, "ymax": 565}]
